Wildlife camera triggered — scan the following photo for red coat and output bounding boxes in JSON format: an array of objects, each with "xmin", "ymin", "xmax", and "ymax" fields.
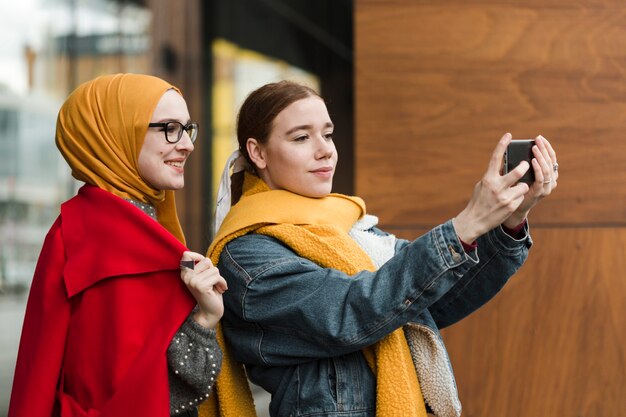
[{"xmin": 8, "ymin": 184, "xmax": 195, "ymax": 417}]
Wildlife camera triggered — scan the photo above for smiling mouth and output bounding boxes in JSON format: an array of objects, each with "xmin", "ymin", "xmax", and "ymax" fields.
[{"xmin": 165, "ymin": 161, "xmax": 184, "ymax": 168}]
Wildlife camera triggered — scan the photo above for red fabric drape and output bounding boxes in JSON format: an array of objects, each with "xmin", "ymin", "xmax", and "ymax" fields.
[{"xmin": 9, "ymin": 184, "xmax": 195, "ymax": 417}]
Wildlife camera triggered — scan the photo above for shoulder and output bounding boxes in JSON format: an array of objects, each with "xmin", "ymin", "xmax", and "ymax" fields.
[
  {"xmin": 225, "ymin": 232, "xmax": 297, "ymax": 254},
  {"xmin": 219, "ymin": 233, "xmax": 316, "ymax": 282}
]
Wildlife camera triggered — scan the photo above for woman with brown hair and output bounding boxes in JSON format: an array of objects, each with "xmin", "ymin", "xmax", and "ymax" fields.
[{"xmin": 209, "ymin": 80, "xmax": 558, "ymax": 417}]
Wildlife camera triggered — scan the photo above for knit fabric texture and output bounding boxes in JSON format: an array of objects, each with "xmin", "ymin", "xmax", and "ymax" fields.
[
  {"xmin": 196, "ymin": 330, "xmax": 256, "ymax": 417},
  {"xmin": 349, "ymin": 215, "xmax": 462, "ymax": 417},
  {"xmin": 207, "ymin": 173, "xmax": 428, "ymax": 417}
]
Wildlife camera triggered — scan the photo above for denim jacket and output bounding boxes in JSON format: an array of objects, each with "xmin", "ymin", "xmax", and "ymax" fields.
[{"xmin": 217, "ymin": 219, "xmax": 532, "ymax": 417}]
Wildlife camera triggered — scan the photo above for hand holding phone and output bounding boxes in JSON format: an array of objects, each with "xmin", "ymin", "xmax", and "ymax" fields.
[{"xmin": 504, "ymin": 139, "xmax": 535, "ymax": 184}]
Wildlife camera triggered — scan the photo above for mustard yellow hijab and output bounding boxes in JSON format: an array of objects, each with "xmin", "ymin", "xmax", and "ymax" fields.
[{"xmin": 56, "ymin": 73, "xmax": 185, "ymax": 242}]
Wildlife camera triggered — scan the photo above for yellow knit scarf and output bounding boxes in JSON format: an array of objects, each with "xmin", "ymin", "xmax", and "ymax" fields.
[{"xmin": 204, "ymin": 173, "xmax": 427, "ymax": 417}]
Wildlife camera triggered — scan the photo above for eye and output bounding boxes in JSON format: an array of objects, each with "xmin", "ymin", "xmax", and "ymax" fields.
[
  {"xmin": 324, "ymin": 132, "xmax": 334, "ymax": 141},
  {"xmin": 293, "ymin": 135, "xmax": 308, "ymax": 142}
]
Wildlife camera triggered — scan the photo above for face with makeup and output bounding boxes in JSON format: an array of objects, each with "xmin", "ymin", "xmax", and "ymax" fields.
[
  {"xmin": 246, "ymin": 95, "xmax": 337, "ymax": 198},
  {"xmin": 138, "ymin": 89, "xmax": 195, "ymax": 191}
]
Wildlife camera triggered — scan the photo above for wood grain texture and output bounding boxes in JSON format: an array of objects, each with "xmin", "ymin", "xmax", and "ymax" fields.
[
  {"xmin": 355, "ymin": 2, "xmax": 626, "ymax": 227},
  {"xmin": 441, "ymin": 228, "xmax": 626, "ymax": 417},
  {"xmin": 356, "ymin": 2, "xmax": 626, "ymax": 416},
  {"xmin": 386, "ymin": 227, "xmax": 626, "ymax": 416}
]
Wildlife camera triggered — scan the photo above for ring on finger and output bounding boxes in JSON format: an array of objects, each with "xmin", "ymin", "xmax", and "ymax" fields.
[{"xmin": 553, "ymin": 163, "xmax": 559, "ymax": 172}]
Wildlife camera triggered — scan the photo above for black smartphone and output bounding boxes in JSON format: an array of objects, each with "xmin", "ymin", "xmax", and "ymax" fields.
[{"xmin": 504, "ymin": 140, "xmax": 535, "ymax": 184}]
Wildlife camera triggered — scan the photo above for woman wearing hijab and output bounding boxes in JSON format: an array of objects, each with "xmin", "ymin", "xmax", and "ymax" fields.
[{"xmin": 7, "ymin": 74, "xmax": 256, "ymax": 417}]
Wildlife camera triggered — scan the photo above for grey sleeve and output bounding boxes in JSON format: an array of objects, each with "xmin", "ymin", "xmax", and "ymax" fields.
[{"xmin": 167, "ymin": 311, "xmax": 222, "ymax": 416}]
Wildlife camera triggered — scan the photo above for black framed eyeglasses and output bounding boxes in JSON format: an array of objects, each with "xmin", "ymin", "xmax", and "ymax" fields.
[{"xmin": 148, "ymin": 121, "xmax": 199, "ymax": 144}]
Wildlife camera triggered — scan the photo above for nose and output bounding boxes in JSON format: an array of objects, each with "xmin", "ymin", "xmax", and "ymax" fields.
[
  {"xmin": 315, "ymin": 135, "xmax": 335, "ymax": 160},
  {"xmin": 176, "ymin": 131, "xmax": 195, "ymax": 153}
]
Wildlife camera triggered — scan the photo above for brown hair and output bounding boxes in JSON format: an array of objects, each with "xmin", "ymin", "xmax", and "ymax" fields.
[
  {"xmin": 230, "ymin": 80, "xmax": 321, "ymax": 204},
  {"xmin": 237, "ymin": 80, "xmax": 321, "ymax": 167}
]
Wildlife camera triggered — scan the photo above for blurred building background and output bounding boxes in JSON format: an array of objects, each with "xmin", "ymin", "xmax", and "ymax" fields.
[
  {"xmin": 0, "ymin": 1, "xmax": 352, "ymax": 415},
  {"xmin": 1, "ymin": 1, "xmax": 624, "ymax": 416}
]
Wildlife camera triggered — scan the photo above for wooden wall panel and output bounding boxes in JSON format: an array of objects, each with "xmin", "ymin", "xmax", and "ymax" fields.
[
  {"xmin": 441, "ymin": 228, "xmax": 626, "ymax": 416},
  {"xmin": 355, "ymin": 2, "xmax": 626, "ymax": 227},
  {"xmin": 391, "ymin": 227, "xmax": 626, "ymax": 415},
  {"xmin": 356, "ymin": 1, "xmax": 626, "ymax": 416}
]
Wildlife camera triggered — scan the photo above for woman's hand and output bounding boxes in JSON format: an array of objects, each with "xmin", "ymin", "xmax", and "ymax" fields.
[
  {"xmin": 502, "ymin": 135, "xmax": 558, "ymax": 228},
  {"xmin": 453, "ymin": 133, "xmax": 532, "ymax": 244},
  {"xmin": 180, "ymin": 251, "xmax": 228, "ymax": 329}
]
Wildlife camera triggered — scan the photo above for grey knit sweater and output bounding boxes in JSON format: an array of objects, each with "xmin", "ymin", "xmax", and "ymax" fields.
[{"xmin": 167, "ymin": 312, "xmax": 222, "ymax": 416}]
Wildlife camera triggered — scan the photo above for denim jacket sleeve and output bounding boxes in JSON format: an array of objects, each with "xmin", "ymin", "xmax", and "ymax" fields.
[
  {"xmin": 426, "ymin": 223, "xmax": 532, "ymax": 328},
  {"xmin": 219, "ymin": 220, "xmax": 488, "ymax": 366}
]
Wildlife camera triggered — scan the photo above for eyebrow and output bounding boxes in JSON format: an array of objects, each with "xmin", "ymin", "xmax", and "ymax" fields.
[
  {"xmin": 152, "ymin": 118, "xmax": 192, "ymax": 124},
  {"xmin": 285, "ymin": 122, "xmax": 334, "ymax": 136}
]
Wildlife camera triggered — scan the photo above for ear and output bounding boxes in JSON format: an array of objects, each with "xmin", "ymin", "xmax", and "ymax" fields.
[{"xmin": 246, "ymin": 138, "xmax": 267, "ymax": 170}]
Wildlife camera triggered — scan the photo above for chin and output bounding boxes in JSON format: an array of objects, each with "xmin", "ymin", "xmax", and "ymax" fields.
[
  {"xmin": 283, "ymin": 180, "xmax": 332, "ymax": 198},
  {"xmin": 162, "ymin": 181, "xmax": 185, "ymax": 191},
  {"xmin": 308, "ymin": 187, "xmax": 333, "ymax": 198}
]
